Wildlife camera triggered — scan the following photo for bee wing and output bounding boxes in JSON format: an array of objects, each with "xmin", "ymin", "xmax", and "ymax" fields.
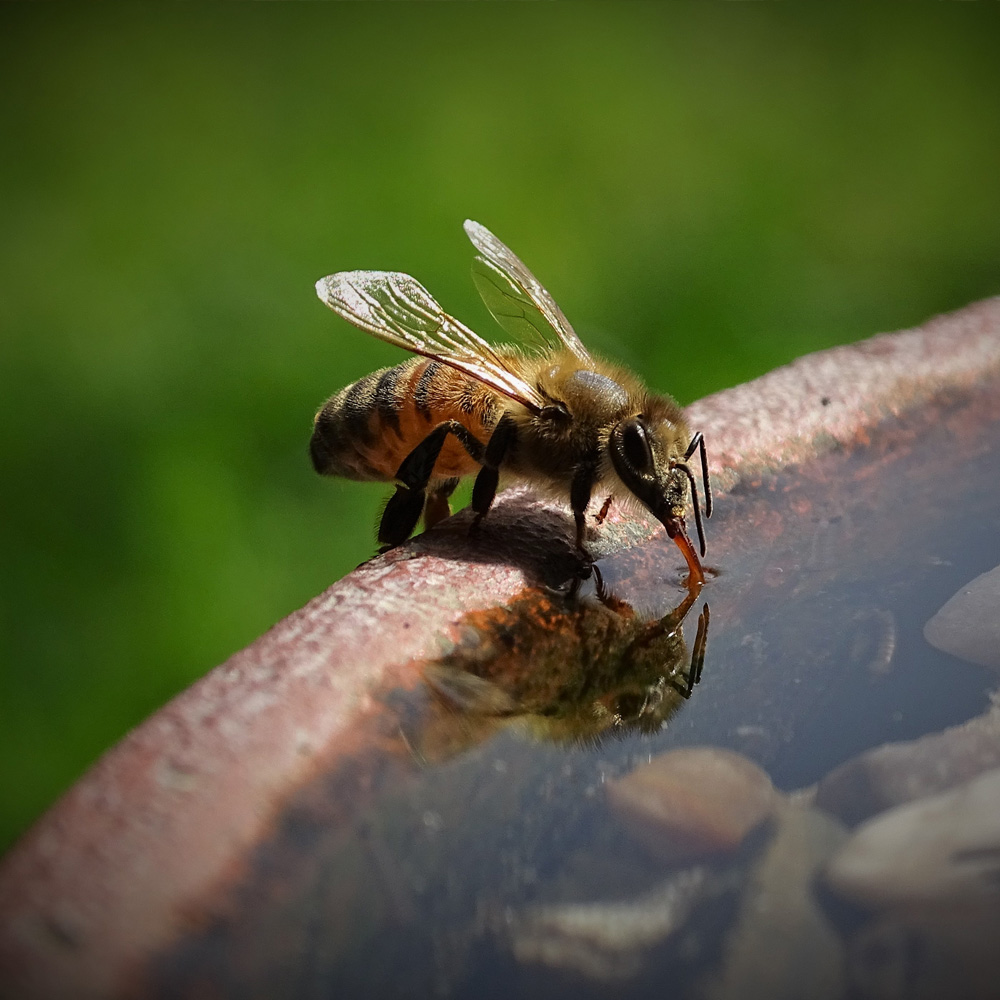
[
  {"xmin": 464, "ymin": 220, "xmax": 592, "ymax": 362},
  {"xmin": 315, "ymin": 269, "xmax": 546, "ymax": 413}
]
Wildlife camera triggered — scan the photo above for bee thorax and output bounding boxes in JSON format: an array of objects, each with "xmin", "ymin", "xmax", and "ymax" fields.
[{"xmin": 557, "ymin": 368, "xmax": 630, "ymax": 415}]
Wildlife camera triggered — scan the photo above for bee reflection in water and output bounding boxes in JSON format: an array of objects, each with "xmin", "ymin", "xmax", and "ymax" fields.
[{"xmin": 417, "ymin": 581, "xmax": 710, "ymax": 759}]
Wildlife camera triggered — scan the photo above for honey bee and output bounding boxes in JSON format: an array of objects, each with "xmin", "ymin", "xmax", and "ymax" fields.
[{"xmin": 310, "ymin": 221, "xmax": 713, "ymax": 586}]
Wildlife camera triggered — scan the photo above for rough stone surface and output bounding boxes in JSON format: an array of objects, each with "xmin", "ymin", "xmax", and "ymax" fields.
[
  {"xmin": 607, "ymin": 747, "xmax": 779, "ymax": 864},
  {"xmin": 704, "ymin": 802, "xmax": 848, "ymax": 1000},
  {"xmin": 508, "ymin": 865, "xmax": 712, "ymax": 981},
  {"xmin": 847, "ymin": 907, "xmax": 1000, "ymax": 1000},
  {"xmin": 815, "ymin": 694, "xmax": 1000, "ymax": 826},
  {"xmin": 924, "ymin": 564, "xmax": 1000, "ymax": 670},
  {"xmin": 825, "ymin": 765, "xmax": 1000, "ymax": 908}
]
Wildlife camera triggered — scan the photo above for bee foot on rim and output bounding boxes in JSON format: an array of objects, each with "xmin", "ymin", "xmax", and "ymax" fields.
[{"xmin": 558, "ymin": 548, "xmax": 599, "ymax": 601}]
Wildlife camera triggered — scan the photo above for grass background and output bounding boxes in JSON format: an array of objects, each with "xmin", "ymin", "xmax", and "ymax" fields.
[{"xmin": 2, "ymin": 4, "xmax": 999, "ymax": 850}]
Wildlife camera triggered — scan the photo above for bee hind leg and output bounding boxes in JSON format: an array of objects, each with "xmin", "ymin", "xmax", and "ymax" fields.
[
  {"xmin": 379, "ymin": 486, "xmax": 427, "ymax": 549},
  {"xmin": 379, "ymin": 422, "xmax": 484, "ymax": 548}
]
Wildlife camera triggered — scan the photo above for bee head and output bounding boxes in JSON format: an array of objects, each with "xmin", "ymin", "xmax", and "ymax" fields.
[{"xmin": 609, "ymin": 416, "xmax": 710, "ymax": 585}]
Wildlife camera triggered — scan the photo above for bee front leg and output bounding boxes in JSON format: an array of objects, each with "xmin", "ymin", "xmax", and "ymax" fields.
[
  {"xmin": 569, "ymin": 460, "xmax": 599, "ymax": 553},
  {"xmin": 379, "ymin": 421, "xmax": 484, "ymax": 548},
  {"xmin": 471, "ymin": 415, "xmax": 517, "ymax": 532}
]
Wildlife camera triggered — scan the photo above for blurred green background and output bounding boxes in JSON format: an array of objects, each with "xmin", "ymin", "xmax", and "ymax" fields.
[{"xmin": 2, "ymin": 4, "xmax": 999, "ymax": 851}]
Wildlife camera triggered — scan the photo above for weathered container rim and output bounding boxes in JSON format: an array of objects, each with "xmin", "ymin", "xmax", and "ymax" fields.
[{"xmin": 1, "ymin": 296, "xmax": 999, "ymax": 1000}]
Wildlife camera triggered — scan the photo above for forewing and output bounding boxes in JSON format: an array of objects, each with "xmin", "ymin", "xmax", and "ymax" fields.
[
  {"xmin": 315, "ymin": 270, "xmax": 544, "ymax": 412},
  {"xmin": 464, "ymin": 220, "xmax": 591, "ymax": 362}
]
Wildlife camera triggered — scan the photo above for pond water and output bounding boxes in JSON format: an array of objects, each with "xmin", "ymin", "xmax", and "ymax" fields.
[{"xmin": 152, "ymin": 383, "xmax": 1000, "ymax": 999}]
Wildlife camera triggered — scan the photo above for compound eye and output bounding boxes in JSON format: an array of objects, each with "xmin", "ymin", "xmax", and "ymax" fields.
[{"xmin": 621, "ymin": 419, "xmax": 653, "ymax": 474}]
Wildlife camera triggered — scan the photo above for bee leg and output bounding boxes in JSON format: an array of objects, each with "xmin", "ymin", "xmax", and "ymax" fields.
[
  {"xmin": 471, "ymin": 415, "xmax": 517, "ymax": 532},
  {"xmin": 379, "ymin": 486, "xmax": 427, "ymax": 548},
  {"xmin": 379, "ymin": 421, "xmax": 485, "ymax": 547},
  {"xmin": 569, "ymin": 461, "xmax": 599, "ymax": 554},
  {"xmin": 564, "ymin": 460, "xmax": 602, "ymax": 596},
  {"xmin": 423, "ymin": 477, "xmax": 460, "ymax": 530}
]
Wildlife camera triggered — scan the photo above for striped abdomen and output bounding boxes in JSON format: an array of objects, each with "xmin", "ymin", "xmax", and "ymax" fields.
[{"xmin": 310, "ymin": 358, "xmax": 502, "ymax": 482}]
